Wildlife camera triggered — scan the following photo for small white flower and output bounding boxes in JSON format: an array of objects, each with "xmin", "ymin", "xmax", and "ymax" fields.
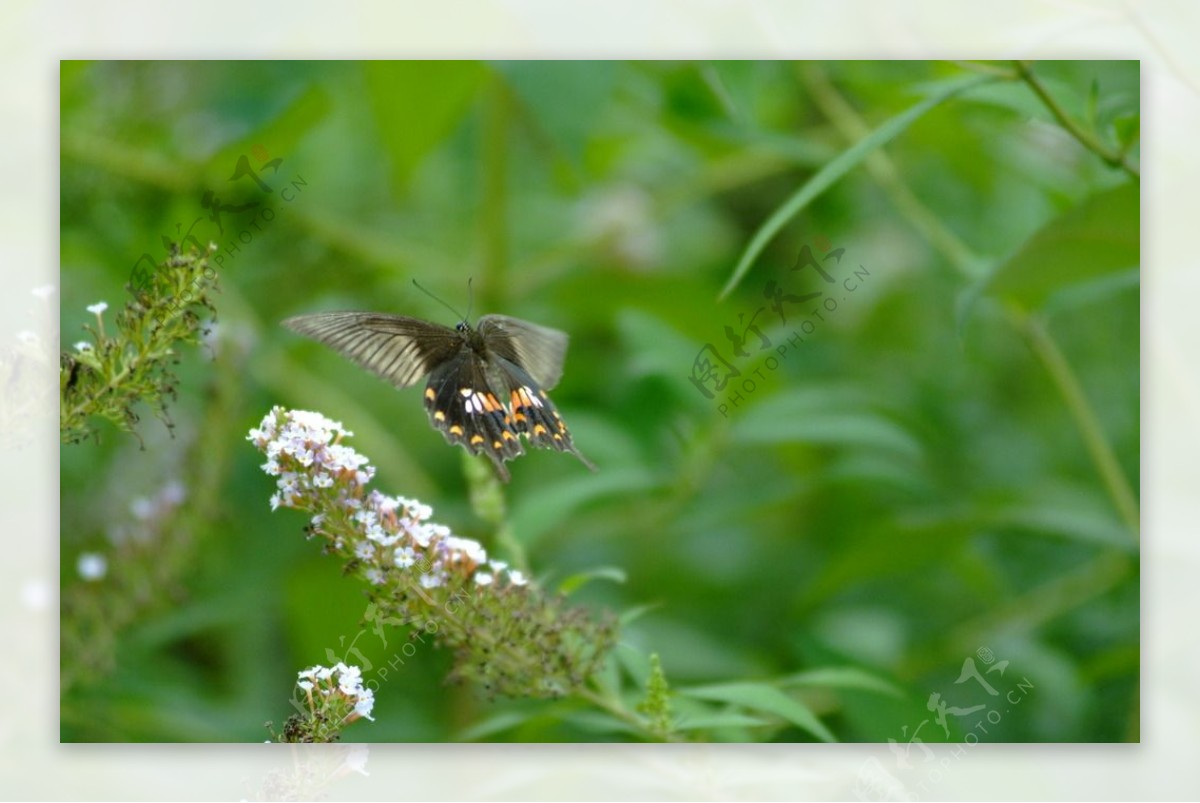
[
  {"xmin": 297, "ymin": 679, "xmax": 314, "ymax": 691},
  {"xmin": 74, "ymin": 341, "xmax": 93, "ymax": 352},
  {"xmin": 352, "ymin": 689, "xmax": 376, "ymax": 721},
  {"xmin": 364, "ymin": 568, "xmax": 385, "ymax": 585},
  {"xmin": 335, "ymin": 665, "xmax": 362, "ymax": 694},
  {"xmin": 130, "ymin": 496, "xmax": 155, "ymax": 520},
  {"xmin": 354, "ymin": 541, "xmax": 377, "ymax": 561},
  {"xmin": 507, "ymin": 570, "xmax": 529, "ymax": 587},
  {"xmin": 474, "ymin": 572, "xmax": 494, "ymax": 586},
  {"xmin": 87, "ymin": 301, "xmax": 108, "ymax": 315},
  {"xmin": 77, "ymin": 552, "xmax": 107, "ymax": 581},
  {"xmin": 394, "ymin": 546, "xmax": 417, "ymax": 569},
  {"xmin": 445, "ymin": 535, "xmax": 487, "ymax": 565}
]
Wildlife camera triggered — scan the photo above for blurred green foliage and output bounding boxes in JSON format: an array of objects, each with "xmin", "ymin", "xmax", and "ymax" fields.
[{"xmin": 60, "ymin": 60, "xmax": 1139, "ymax": 742}]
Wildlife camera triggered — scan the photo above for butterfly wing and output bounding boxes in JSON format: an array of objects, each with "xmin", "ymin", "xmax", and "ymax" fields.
[
  {"xmin": 282, "ymin": 312, "xmax": 460, "ymax": 388},
  {"xmin": 476, "ymin": 314, "xmax": 569, "ymax": 390},
  {"xmin": 424, "ymin": 350, "xmax": 525, "ymax": 482},
  {"xmin": 489, "ymin": 354, "xmax": 595, "ymax": 472}
]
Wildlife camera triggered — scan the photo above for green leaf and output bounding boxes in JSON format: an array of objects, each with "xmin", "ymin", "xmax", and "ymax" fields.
[
  {"xmin": 203, "ymin": 84, "xmax": 333, "ymax": 186},
  {"xmin": 364, "ymin": 60, "xmax": 486, "ymax": 185},
  {"xmin": 511, "ymin": 467, "xmax": 658, "ymax": 548},
  {"xmin": 780, "ymin": 666, "xmax": 904, "ymax": 698},
  {"xmin": 719, "ymin": 73, "xmax": 996, "ymax": 299},
  {"xmin": 558, "ymin": 565, "xmax": 628, "ymax": 595},
  {"xmin": 975, "ymin": 182, "xmax": 1139, "ymax": 314},
  {"xmin": 677, "ymin": 682, "xmax": 837, "ymax": 742},
  {"xmin": 674, "ymin": 711, "xmax": 771, "ymax": 731},
  {"xmin": 495, "ymin": 60, "xmax": 617, "ymax": 168},
  {"xmin": 562, "ymin": 709, "xmax": 642, "ymax": 737},
  {"xmin": 618, "ymin": 603, "xmax": 662, "ymax": 627},
  {"xmin": 1112, "ymin": 114, "xmax": 1140, "ymax": 153},
  {"xmin": 456, "ymin": 710, "xmax": 536, "ymax": 741},
  {"xmin": 731, "ymin": 387, "xmax": 922, "ymax": 459}
]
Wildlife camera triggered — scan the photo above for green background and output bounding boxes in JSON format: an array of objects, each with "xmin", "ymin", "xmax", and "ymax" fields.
[{"xmin": 60, "ymin": 60, "xmax": 1139, "ymax": 742}]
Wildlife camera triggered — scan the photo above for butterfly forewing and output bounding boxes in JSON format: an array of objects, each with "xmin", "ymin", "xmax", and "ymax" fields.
[{"xmin": 282, "ymin": 312, "xmax": 460, "ymax": 389}]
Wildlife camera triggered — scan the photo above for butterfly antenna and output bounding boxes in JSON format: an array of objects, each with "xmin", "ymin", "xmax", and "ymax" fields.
[
  {"xmin": 465, "ymin": 277, "xmax": 474, "ymax": 322},
  {"xmin": 412, "ymin": 279, "xmax": 465, "ymax": 322}
]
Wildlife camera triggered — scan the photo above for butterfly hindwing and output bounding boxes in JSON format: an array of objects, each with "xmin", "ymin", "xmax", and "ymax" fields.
[
  {"xmin": 491, "ymin": 355, "xmax": 595, "ymax": 471},
  {"xmin": 424, "ymin": 351, "xmax": 524, "ymax": 481}
]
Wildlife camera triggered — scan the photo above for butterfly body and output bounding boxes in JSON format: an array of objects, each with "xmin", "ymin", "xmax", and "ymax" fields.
[{"xmin": 283, "ymin": 311, "xmax": 594, "ymax": 481}]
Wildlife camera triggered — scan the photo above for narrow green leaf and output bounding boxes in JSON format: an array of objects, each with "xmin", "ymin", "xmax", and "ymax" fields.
[
  {"xmin": 678, "ymin": 682, "xmax": 837, "ymax": 742},
  {"xmin": 618, "ymin": 602, "xmax": 662, "ymax": 627},
  {"xmin": 731, "ymin": 388, "xmax": 922, "ymax": 459},
  {"xmin": 674, "ymin": 711, "xmax": 771, "ymax": 731},
  {"xmin": 558, "ymin": 565, "xmax": 628, "ymax": 595},
  {"xmin": 780, "ymin": 666, "xmax": 904, "ymax": 698},
  {"xmin": 456, "ymin": 710, "xmax": 536, "ymax": 741},
  {"xmin": 719, "ymin": 73, "xmax": 996, "ymax": 300}
]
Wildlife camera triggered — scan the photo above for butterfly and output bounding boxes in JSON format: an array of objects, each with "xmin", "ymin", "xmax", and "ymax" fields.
[{"xmin": 282, "ymin": 310, "xmax": 595, "ymax": 482}]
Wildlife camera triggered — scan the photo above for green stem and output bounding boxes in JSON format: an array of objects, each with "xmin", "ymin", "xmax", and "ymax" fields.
[
  {"xmin": 576, "ymin": 685, "xmax": 680, "ymax": 743},
  {"xmin": 801, "ymin": 63, "xmax": 984, "ymax": 280},
  {"xmin": 480, "ymin": 73, "xmax": 510, "ymax": 313},
  {"xmin": 1015, "ymin": 310, "xmax": 1140, "ymax": 541},
  {"xmin": 1014, "ymin": 61, "xmax": 1139, "ymax": 178}
]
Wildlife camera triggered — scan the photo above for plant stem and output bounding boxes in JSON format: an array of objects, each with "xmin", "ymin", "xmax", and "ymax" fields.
[
  {"xmin": 1015, "ymin": 310, "xmax": 1141, "ymax": 541},
  {"xmin": 481, "ymin": 73, "xmax": 510, "ymax": 313},
  {"xmin": 1014, "ymin": 61, "xmax": 1140, "ymax": 178},
  {"xmin": 576, "ymin": 685, "xmax": 681, "ymax": 743},
  {"xmin": 801, "ymin": 63, "xmax": 984, "ymax": 280}
]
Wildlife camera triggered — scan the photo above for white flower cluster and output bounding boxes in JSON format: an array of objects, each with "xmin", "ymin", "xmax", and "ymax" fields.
[
  {"xmin": 248, "ymin": 407, "xmax": 374, "ymax": 512},
  {"xmin": 249, "ymin": 407, "xmax": 529, "ymax": 591},
  {"xmin": 296, "ymin": 662, "xmax": 375, "ymax": 723}
]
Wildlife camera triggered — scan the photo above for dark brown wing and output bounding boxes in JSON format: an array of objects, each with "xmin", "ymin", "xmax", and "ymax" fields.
[
  {"xmin": 423, "ymin": 350, "xmax": 524, "ymax": 482},
  {"xmin": 476, "ymin": 314, "xmax": 568, "ymax": 390},
  {"xmin": 282, "ymin": 312, "xmax": 460, "ymax": 389},
  {"xmin": 489, "ymin": 354, "xmax": 594, "ymax": 472}
]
